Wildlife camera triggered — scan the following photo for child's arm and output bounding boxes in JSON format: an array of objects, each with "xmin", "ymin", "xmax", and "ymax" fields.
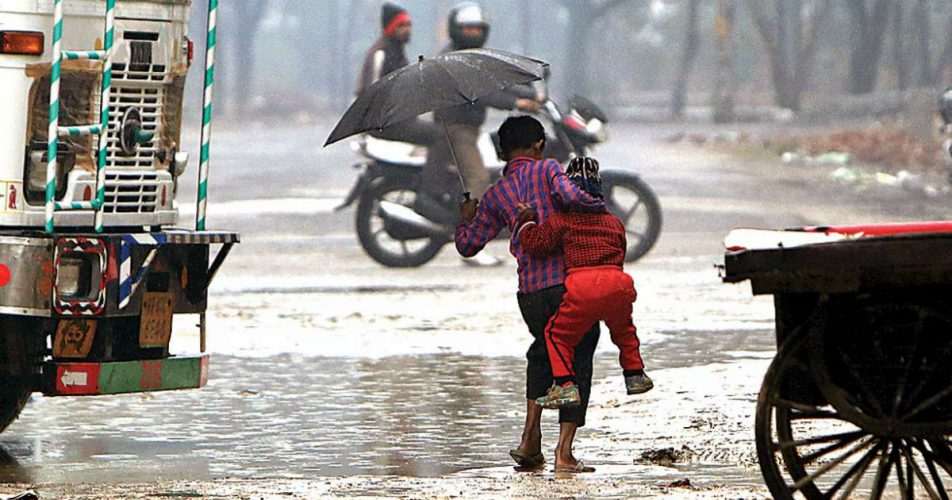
[
  {"xmin": 546, "ymin": 160, "xmax": 606, "ymax": 213},
  {"xmin": 515, "ymin": 207, "xmax": 566, "ymax": 257}
]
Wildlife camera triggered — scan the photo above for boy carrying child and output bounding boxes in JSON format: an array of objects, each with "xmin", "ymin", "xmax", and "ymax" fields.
[{"xmin": 515, "ymin": 157, "xmax": 653, "ymax": 409}]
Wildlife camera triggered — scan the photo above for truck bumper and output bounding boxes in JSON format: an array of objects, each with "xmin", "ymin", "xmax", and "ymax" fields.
[{"xmin": 44, "ymin": 355, "xmax": 209, "ymax": 397}]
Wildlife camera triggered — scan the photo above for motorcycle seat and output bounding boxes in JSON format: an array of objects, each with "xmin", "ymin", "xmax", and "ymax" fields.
[{"xmin": 356, "ymin": 136, "xmax": 426, "ymax": 167}]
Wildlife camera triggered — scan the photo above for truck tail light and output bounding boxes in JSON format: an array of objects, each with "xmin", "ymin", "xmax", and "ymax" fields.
[
  {"xmin": 185, "ymin": 37, "xmax": 194, "ymax": 66},
  {"xmin": 57, "ymin": 253, "xmax": 94, "ymax": 299},
  {"xmin": 1, "ymin": 31, "xmax": 44, "ymax": 56}
]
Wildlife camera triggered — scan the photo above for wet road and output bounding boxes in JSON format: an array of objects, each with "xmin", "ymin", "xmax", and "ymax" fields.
[{"xmin": 3, "ymin": 116, "xmax": 951, "ymax": 496}]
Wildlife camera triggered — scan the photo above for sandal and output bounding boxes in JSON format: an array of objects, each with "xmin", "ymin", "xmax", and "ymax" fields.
[
  {"xmin": 554, "ymin": 459, "xmax": 596, "ymax": 473},
  {"xmin": 509, "ymin": 449, "xmax": 545, "ymax": 468}
]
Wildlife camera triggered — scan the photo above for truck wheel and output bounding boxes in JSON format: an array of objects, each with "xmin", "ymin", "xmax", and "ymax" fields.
[{"xmin": 0, "ymin": 320, "xmax": 42, "ymax": 434}]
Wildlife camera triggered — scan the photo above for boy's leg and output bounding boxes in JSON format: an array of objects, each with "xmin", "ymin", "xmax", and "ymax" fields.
[
  {"xmin": 543, "ymin": 285, "xmax": 597, "ymax": 385},
  {"xmin": 555, "ymin": 323, "xmax": 599, "ymax": 470},
  {"xmin": 515, "ymin": 286, "xmax": 567, "ymax": 462},
  {"xmin": 603, "ymin": 298, "xmax": 645, "ymax": 374},
  {"xmin": 602, "ymin": 272, "xmax": 645, "ymax": 374}
]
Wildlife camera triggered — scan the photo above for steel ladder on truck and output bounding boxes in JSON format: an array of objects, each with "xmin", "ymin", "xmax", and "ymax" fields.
[
  {"xmin": 45, "ymin": 0, "xmax": 117, "ymax": 234},
  {"xmin": 44, "ymin": 0, "xmax": 220, "ymax": 234}
]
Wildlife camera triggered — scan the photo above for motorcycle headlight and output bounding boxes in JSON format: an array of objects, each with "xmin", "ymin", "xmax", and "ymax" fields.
[{"xmin": 586, "ymin": 119, "xmax": 608, "ymax": 143}]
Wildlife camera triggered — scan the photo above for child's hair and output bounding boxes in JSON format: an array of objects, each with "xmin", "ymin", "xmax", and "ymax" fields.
[
  {"xmin": 566, "ymin": 157, "xmax": 603, "ymax": 199},
  {"xmin": 498, "ymin": 115, "xmax": 545, "ymax": 153}
]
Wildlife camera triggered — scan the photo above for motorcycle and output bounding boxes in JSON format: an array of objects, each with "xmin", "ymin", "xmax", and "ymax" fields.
[{"xmin": 337, "ymin": 96, "xmax": 663, "ymax": 268}]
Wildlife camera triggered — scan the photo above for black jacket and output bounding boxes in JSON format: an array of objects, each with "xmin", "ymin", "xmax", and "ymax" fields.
[{"xmin": 357, "ymin": 37, "xmax": 409, "ymax": 96}]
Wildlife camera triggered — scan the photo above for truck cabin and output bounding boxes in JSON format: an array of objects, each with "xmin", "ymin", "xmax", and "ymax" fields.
[{"xmin": 0, "ymin": 0, "xmax": 192, "ymax": 230}]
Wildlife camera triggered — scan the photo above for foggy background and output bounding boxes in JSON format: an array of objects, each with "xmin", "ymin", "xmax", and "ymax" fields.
[{"xmin": 184, "ymin": 0, "xmax": 952, "ymax": 142}]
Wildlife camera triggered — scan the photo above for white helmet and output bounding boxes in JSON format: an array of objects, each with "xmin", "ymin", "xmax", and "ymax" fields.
[{"xmin": 449, "ymin": 2, "xmax": 490, "ymax": 50}]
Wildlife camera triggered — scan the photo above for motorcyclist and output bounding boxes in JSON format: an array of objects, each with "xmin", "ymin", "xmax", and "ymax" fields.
[
  {"xmin": 416, "ymin": 2, "xmax": 542, "ymax": 223},
  {"xmin": 357, "ymin": 2, "xmax": 438, "ymax": 146}
]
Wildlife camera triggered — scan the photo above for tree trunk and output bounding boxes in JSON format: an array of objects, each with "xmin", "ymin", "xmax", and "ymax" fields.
[
  {"xmin": 941, "ymin": 15, "xmax": 952, "ymax": 84},
  {"xmin": 750, "ymin": 1, "xmax": 800, "ymax": 111},
  {"xmin": 847, "ymin": 0, "xmax": 892, "ymax": 95},
  {"xmin": 670, "ymin": 0, "xmax": 701, "ymax": 118},
  {"xmin": 229, "ymin": 0, "xmax": 270, "ymax": 115},
  {"xmin": 563, "ymin": 7, "xmax": 594, "ymax": 99},
  {"xmin": 914, "ymin": 0, "xmax": 931, "ymax": 86},
  {"xmin": 338, "ymin": 0, "xmax": 359, "ymax": 109},
  {"xmin": 521, "ymin": 0, "xmax": 534, "ymax": 55},
  {"xmin": 892, "ymin": 1, "xmax": 908, "ymax": 90},
  {"xmin": 712, "ymin": 0, "xmax": 736, "ymax": 123}
]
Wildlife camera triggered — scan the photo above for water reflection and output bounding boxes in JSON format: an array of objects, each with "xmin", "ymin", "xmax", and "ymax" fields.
[
  {"xmin": 0, "ymin": 327, "xmax": 772, "ymax": 484},
  {"xmin": 0, "ymin": 442, "xmax": 33, "ymax": 484}
]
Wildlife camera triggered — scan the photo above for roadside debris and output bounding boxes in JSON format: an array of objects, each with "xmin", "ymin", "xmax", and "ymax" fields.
[
  {"xmin": 771, "ymin": 127, "xmax": 945, "ymax": 172},
  {"xmin": 639, "ymin": 446, "xmax": 693, "ymax": 467},
  {"xmin": 665, "ymin": 478, "xmax": 692, "ymax": 488}
]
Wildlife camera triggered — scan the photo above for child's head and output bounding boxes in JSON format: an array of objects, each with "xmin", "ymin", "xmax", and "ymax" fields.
[{"xmin": 566, "ymin": 157, "xmax": 603, "ymax": 199}]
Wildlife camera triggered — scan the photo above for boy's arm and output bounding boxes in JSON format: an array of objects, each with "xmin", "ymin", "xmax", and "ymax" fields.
[
  {"xmin": 546, "ymin": 160, "xmax": 607, "ymax": 213},
  {"xmin": 455, "ymin": 196, "xmax": 505, "ymax": 257},
  {"xmin": 514, "ymin": 208, "xmax": 565, "ymax": 257}
]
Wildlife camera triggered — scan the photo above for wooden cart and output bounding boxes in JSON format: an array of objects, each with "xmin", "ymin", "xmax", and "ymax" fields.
[{"xmin": 724, "ymin": 228, "xmax": 952, "ymax": 499}]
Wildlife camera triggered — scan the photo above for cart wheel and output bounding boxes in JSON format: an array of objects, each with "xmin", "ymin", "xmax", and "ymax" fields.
[
  {"xmin": 810, "ymin": 300, "xmax": 952, "ymax": 440},
  {"xmin": 756, "ymin": 303, "xmax": 952, "ymax": 499}
]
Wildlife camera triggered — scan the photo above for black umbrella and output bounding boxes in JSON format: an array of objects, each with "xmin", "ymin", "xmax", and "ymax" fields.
[{"xmin": 325, "ymin": 49, "xmax": 548, "ymax": 147}]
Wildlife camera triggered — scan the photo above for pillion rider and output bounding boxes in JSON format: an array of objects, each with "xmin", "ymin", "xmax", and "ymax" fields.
[{"xmin": 357, "ymin": 2, "xmax": 438, "ymax": 147}]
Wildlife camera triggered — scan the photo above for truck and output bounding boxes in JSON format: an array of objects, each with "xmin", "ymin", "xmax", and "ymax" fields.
[{"xmin": 0, "ymin": 0, "xmax": 236, "ymax": 434}]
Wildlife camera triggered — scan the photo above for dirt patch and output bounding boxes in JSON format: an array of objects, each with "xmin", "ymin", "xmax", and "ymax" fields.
[{"xmin": 767, "ymin": 126, "xmax": 947, "ymax": 172}]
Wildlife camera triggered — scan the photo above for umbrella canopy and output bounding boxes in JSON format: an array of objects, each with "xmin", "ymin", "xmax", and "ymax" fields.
[{"xmin": 324, "ymin": 48, "xmax": 548, "ymax": 146}]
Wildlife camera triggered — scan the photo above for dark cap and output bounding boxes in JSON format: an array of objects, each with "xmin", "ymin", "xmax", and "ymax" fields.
[{"xmin": 382, "ymin": 2, "xmax": 409, "ymax": 30}]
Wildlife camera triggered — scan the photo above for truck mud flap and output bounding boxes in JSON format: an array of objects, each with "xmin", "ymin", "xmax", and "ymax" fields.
[{"xmin": 43, "ymin": 355, "xmax": 209, "ymax": 397}]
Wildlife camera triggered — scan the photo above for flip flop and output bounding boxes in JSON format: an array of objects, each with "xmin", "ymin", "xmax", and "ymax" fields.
[
  {"xmin": 509, "ymin": 449, "xmax": 545, "ymax": 468},
  {"xmin": 554, "ymin": 460, "xmax": 596, "ymax": 473}
]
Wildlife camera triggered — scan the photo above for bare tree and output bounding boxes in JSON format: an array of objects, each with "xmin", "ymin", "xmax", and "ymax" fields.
[
  {"xmin": 555, "ymin": 0, "xmax": 630, "ymax": 98},
  {"xmin": 892, "ymin": 0, "xmax": 909, "ymax": 91},
  {"xmin": 711, "ymin": 0, "xmax": 736, "ymax": 123},
  {"xmin": 670, "ymin": 0, "xmax": 701, "ymax": 118},
  {"xmin": 750, "ymin": 0, "xmax": 830, "ymax": 111},
  {"xmin": 845, "ymin": 0, "xmax": 892, "ymax": 94},
  {"xmin": 220, "ymin": 0, "xmax": 271, "ymax": 115},
  {"xmin": 910, "ymin": 0, "xmax": 952, "ymax": 86}
]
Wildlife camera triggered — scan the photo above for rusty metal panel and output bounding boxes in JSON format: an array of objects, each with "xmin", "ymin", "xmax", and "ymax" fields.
[{"xmin": 0, "ymin": 235, "xmax": 53, "ymax": 315}]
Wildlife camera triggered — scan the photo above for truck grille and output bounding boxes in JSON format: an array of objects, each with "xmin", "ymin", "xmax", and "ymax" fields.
[
  {"xmin": 106, "ymin": 83, "xmax": 163, "ymax": 168},
  {"xmin": 104, "ymin": 171, "xmax": 159, "ymax": 213}
]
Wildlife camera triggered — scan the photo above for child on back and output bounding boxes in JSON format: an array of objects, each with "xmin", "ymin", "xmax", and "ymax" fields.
[{"xmin": 515, "ymin": 157, "xmax": 652, "ymax": 409}]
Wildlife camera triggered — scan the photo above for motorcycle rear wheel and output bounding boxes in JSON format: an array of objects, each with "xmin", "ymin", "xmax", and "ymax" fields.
[
  {"xmin": 602, "ymin": 171, "xmax": 662, "ymax": 263},
  {"xmin": 356, "ymin": 177, "xmax": 446, "ymax": 268}
]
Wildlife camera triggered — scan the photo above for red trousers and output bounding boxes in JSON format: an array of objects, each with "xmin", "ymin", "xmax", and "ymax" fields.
[{"xmin": 545, "ymin": 266, "xmax": 644, "ymax": 380}]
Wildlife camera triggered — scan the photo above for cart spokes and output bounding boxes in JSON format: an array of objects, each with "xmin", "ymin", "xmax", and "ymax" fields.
[{"xmin": 756, "ymin": 329, "xmax": 952, "ymax": 499}]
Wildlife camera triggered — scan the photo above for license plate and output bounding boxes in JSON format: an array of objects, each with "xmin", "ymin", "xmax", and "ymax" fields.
[{"xmin": 139, "ymin": 292, "xmax": 173, "ymax": 348}]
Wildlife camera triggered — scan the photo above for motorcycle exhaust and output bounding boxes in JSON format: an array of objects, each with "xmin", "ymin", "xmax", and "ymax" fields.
[{"xmin": 378, "ymin": 201, "xmax": 448, "ymax": 238}]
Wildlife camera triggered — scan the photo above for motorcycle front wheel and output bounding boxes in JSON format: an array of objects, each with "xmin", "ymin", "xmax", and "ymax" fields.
[
  {"xmin": 601, "ymin": 170, "xmax": 663, "ymax": 263},
  {"xmin": 356, "ymin": 177, "xmax": 446, "ymax": 268}
]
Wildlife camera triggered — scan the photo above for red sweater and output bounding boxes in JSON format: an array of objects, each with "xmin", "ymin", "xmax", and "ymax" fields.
[{"xmin": 517, "ymin": 212, "xmax": 627, "ymax": 269}]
